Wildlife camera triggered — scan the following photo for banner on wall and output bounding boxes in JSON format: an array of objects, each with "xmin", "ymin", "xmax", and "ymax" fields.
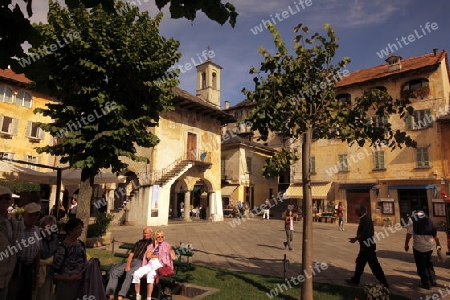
[{"xmin": 151, "ymin": 185, "xmax": 159, "ymax": 217}]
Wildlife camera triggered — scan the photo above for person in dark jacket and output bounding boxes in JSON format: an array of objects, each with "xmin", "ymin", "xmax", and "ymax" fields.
[{"xmin": 346, "ymin": 205, "xmax": 389, "ymax": 288}]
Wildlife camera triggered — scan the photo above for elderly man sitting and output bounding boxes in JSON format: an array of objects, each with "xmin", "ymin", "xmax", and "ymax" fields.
[{"xmin": 106, "ymin": 226, "xmax": 153, "ymax": 300}]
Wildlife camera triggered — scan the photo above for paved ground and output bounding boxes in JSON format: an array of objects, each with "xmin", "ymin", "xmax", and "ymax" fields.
[{"xmin": 107, "ymin": 216, "xmax": 450, "ymax": 300}]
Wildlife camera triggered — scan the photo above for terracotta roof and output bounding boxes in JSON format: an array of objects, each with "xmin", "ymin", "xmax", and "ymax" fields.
[
  {"xmin": 222, "ymin": 135, "xmax": 276, "ymax": 154},
  {"xmin": 172, "ymin": 87, "xmax": 236, "ymax": 124},
  {"xmin": 437, "ymin": 114, "xmax": 450, "ymax": 123},
  {"xmin": 224, "ymin": 98, "xmax": 255, "ymax": 111},
  {"xmin": 0, "ymin": 68, "xmax": 32, "ymax": 85},
  {"xmin": 337, "ymin": 50, "xmax": 448, "ymax": 88}
]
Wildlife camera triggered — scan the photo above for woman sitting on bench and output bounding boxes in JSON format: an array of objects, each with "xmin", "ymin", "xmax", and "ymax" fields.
[{"xmin": 132, "ymin": 230, "xmax": 176, "ymax": 300}]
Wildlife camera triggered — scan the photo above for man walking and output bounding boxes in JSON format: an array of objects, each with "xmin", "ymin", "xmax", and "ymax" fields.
[
  {"xmin": 106, "ymin": 226, "xmax": 153, "ymax": 300},
  {"xmin": 404, "ymin": 209, "xmax": 441, "ymax": 289},
  {"xmin": 346, "ymin": 205, "xmax": 389, "ymax": 288}
]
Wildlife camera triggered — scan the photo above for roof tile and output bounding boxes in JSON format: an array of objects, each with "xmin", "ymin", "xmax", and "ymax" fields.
[
  {"xmin": 337, "ymin": 50, "xmax": 448, "ymax": 88},
  {"xmin": 0, "ymin": 68, "xmax": 32, "ymax": 84}
]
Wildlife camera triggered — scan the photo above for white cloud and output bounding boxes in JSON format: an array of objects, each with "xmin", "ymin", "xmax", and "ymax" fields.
[{"xmin": 229, "ymin": 0, "xmax": 413, "ymax": 28}]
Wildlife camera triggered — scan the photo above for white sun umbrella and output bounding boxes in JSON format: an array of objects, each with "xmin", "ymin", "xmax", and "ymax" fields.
[
  {"xmin": 0, "ymin": 161, "xmax": 55, "ymax": 184},
  {"xmin": 43, "ymin": 168, "xmax": 123, "ymax": 185}
]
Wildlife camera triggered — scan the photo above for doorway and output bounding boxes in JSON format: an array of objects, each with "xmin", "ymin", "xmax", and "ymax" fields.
[
  {"xmin": 346, "ymin": 190, "xmax": 371, "ymax": 224},
  {"xmin": 398, "ymin": 189, "xmax": 428, "ymax": 225},
  {"xmin": 187, "ymin": 133, "xmax": 197, "ymax": 160}
]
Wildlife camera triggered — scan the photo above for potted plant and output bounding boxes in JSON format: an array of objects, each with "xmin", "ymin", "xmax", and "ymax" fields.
[
  {"xmin": 414, "ymin": 86, "xmax": 430, "ymax": 98},
  {"xmin": 86, "ymin": 212, "xmax": 114, "ymax": 248},
  {"xmin": 13, "ymin": 207, "xmax": 24, "ymax": 220},
  {"xmin": 364, "ymin": 283, "xmax": 390, "ymax": 300}
]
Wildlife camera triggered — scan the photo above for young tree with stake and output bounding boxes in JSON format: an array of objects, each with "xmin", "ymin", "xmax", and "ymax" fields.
[{"xmin": 243, "ymin": 23, "xmax": 416, "ymax": 299}]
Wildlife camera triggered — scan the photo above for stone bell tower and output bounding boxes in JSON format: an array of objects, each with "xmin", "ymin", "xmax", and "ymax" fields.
[{"xmin": 196, "ymin": 54, "xmax": 222, "ymax": 108}]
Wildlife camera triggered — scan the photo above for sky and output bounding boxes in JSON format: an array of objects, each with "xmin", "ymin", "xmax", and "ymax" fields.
[{"xmin": 25, "ymin": 0, "xmax": 450, "ymax": 108}]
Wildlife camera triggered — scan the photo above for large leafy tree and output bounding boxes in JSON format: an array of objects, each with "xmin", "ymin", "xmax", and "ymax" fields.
[
  {"xmin": 31, "ymin": 0, "xmax": 181, "ymax": 240},
  {"xmin": 0, "ymin": 0, "xmax": 237, "ymax": 69},
  {"xmin": 243, "ymin": 23, "xmax": 415, "ymax": 299}
]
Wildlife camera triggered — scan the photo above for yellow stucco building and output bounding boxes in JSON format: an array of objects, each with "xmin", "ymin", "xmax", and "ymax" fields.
[
  {"xmin": 122, "ymin": 60, "xmax": 236, "ymax": 226},
  {"xmin": 0, "ymin": 68, "xmax": 56, "ymax": 172},
  {"xmin": 287, "ymin": 50, "xmax": 450, "ymax": 226}
]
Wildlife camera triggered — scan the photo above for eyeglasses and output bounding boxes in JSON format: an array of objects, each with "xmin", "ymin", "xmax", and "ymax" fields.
[{"xmin": 156, "ymin": 236, "xmax": 164, "ymax": 239}]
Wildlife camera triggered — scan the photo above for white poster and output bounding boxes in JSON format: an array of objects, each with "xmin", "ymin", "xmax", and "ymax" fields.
[{"xmin": 151, "ymin": 185, "xmax": 159, "ymax": 217}]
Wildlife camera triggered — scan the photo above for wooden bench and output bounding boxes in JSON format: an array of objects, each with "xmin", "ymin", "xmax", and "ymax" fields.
[
  {"xmin": 313, "ymin": 216, "xmax": 337, "ymax": 223},
  {"xmin": 101, "ymin": 242, "xmax": 195, "ymax": 300},
  {"xmin": 157, "ymin": 246, "xmax": 195, "ymax": 300},
  {"xmin": 99, "ymin": 242, "xmax": 135, "ymax": 292}
]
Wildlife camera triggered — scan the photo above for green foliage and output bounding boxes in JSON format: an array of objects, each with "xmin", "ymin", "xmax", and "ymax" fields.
[
  {"xmin": 14, "ymin": 207, "xmax": 25, "ymax": 221},
  {"xmin": 87, "ymin": 212, "xmax": 114, "ymax": 237},
  {"xmin": 364, "ymin": 283, "xmax": 390, "ymax": 300},
  {"xmin": 154, "ymin": 0, "xmax": 237, "ymax": 27},
  {"xmin": 0, "ymin": 0, "xmax": 237, "ymax": 69},
  {"xmin": 28, "ymin": 0, "xmax": 181, "ymax": 174},
  {"xmin": 262, "ymin": 148, "xmax": 297, "ymax": 178},
  {"xmin": 0, "ymin": 181, "xmax": 41, "ymax": 193}
]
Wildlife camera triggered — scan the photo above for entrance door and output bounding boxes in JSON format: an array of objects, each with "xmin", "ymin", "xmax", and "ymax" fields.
[
  {"xmin": 187, "ymin": 133, "xmax": 197, "ymax": 160},
  {"xmin": 346, "ymin": 190, "xmax": 371, "ymax": 224},
  {"xmin": 398, "ymin": 189, "xmax": 428, "ymax": 225}
]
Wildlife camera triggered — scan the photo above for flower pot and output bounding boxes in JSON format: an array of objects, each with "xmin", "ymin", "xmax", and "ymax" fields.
[
  {"xmin": 100, "ymin": 231, "xmax": 112, "ymax": 246},
  {"xmin": 85, "ymin": 237, "xmax": 100, "ymax": 248}
]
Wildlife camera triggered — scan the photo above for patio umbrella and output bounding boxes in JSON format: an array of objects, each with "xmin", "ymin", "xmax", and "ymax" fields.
[
  {"xmin": 0, "ymin": 161, "xmax": 55, "ymax": 184},
  {"xmin": 43, "ymin": 168, "xmax": 124, "ymax": 185},
  {"xmin": 1, "ymin": 162, "xmax": 122, "ymax": 185}
]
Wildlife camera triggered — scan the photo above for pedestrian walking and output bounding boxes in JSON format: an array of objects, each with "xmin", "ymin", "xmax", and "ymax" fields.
[
  {"xmin": 337, "ymin": 202, "xmax": 345, "ymax": 231},
  {"xmin": 283, "ymin": 210, "xmax": 294, "ymax": 251},
  {"xmin": 346, "ymin": 204, "xmax": 389, "ymax": 288},
  {"xmin": 404, "ymin": 209, "xmax": 441, "ymax": 289},
  {"xmin": 262, "ymin": 200, "xmax": 270, "ymax": 220}
]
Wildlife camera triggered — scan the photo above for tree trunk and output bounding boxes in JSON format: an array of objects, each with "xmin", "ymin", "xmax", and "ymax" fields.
[
  {"xmin": 78, "ymin": 168, "xmax": 95, "ymax": 242},
  {"xmin": 301, "ymin": 128, "xmax": 313, "ymax": 300}
]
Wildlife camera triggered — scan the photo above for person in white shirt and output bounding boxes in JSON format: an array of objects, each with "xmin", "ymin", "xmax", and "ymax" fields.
[
  {"xmin": 404, "ymin": 210, "xmax": 441, "ymax": 290},
  {"xmin": 262, "ymin": 200, "xmax": 270, "ymax": 220},
  {"xmin": 68, "ymin": 199, "xmax": 77, "ymax": 219}
]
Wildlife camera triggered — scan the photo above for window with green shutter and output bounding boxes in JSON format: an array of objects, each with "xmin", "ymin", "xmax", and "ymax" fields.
[
  {"xmin": 416, "ymin": 147, "xmax": 430, "ymax": 168},
  {"xmin": 406, "ymin": 109, "xmax": 433, "ymax": 130},
  {"xmin": 373, "ymin": 151, "xmax": 385, "ymax": 170}
]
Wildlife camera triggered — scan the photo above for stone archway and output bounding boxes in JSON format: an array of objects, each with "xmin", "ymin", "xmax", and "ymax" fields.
[{"xmin": 176, "ymin": 176, "xmax": 217, "ymax": 221}]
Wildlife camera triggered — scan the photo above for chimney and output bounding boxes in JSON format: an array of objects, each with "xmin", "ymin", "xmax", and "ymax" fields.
[
  {"xmin": 224, "ymin": 100, "xmax": 230, "ymax": 110},
  {"xmin": 433, "ymin": 48, "xmax": 438, "ymax": 56},
  {"xmin": 386, "ymin": 55, "xmax": 402, "ymax": 72}
]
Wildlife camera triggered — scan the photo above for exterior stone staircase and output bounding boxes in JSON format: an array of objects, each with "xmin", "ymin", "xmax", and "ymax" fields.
[
  {"xmin": 156, "ymin": 160, "xmax": 193, "ymax": 186},
  {"xmin": 150, "ymin": 151, "xmax": 212, "ymax": 187}
]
